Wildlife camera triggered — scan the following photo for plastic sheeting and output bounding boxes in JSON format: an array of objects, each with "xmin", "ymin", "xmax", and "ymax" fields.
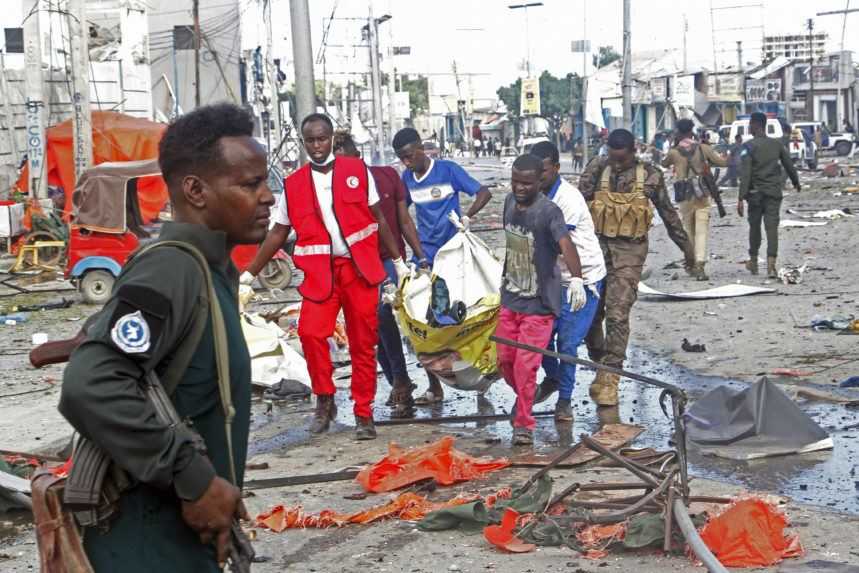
[
  {"xmin": 638, "ymin": 282, "xmax": 776, "ymax": 300},
  {"xmin": 699, "ymin": 498, "xmax": 803, "ymax": 567},
  {"xmin": 240, "ymin": 313, "xmax": 311, "ymax": 389},
  {"xmin": 686, "ymin": 377, "xmax": 833, "ymax": 460},
  {"xmin": 355, "ymin": 436, "xmax": 510, "ymax": 493},
  {"xmin": 14, "ymin": 112, "xmax": 168, "ymax": 222},
  {"xmin": 398, "ymin": 217, "xmax": 503, "ymax": 392}
]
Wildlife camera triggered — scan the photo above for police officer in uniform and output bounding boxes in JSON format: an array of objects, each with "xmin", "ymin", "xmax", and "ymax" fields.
[
  {"xmin": 59, "ymin": 104, "xmax": 272, "ymax": 571},
  {"xmin": 737, "ymin": 112, "xmax": 800, "ymax": 278},
  {"xmin": 579, "ymin": 129, "xmax": 695, "ymax": 407}
]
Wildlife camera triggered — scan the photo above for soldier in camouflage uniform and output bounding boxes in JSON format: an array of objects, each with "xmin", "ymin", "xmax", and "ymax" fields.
[{"xmin": 579, "ymin": 129, "xmax": 695, "ymax": 406}]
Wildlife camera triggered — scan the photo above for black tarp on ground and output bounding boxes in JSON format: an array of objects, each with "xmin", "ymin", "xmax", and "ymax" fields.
[{"xmin": 685, "ymin": 377, "xmax": 833, "ymax": 460}]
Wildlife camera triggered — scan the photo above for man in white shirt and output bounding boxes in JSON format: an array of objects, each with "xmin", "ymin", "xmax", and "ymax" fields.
[
  {"xmin": 529, "ymin": 141, "xmax": 607, "ymax": 422},
  {"xmin": 244, "ymin": 114, "xmax": 407, "ymax": 440}
]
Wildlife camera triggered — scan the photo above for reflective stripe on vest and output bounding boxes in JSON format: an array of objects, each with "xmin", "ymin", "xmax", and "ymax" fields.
[
  {"xmin": 345, "ymin": 223, "xmax": 378, "ymax": 247},
  {"xmin": 293, "ymin": 244, "xmax": 332, "ymax": 256}
]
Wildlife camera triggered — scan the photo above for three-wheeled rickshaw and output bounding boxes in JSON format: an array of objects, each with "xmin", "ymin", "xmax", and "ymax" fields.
[{"xmin": 67, "ymin": 159, "xmax": 292, "ymax": 304}]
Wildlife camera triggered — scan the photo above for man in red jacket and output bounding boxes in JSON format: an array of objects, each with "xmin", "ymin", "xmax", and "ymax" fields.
[
  {"xmin": 333, "ymin": 132, "xmax": 428, "ymax": 415},
  {"xmin": 245, "ymin": 114, "xmax": 406, "ymax": 440}
]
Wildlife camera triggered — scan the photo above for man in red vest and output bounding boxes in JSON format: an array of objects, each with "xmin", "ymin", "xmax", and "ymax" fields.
[{"xmin": 245, "ymin": 113, "xmax": 407, "ymax": 440}]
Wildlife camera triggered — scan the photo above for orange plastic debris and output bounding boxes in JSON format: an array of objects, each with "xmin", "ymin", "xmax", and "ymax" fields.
[
  {"xmin": 483, "ymin": 508, "xmax": 536, "ymax": 553},
  {"xmin": 255, "ymin": 491, "xmax": 486, "ymax": 533},
  {"xmin": 576, "ymin": 522, "xmax": 626, "ymax": 557},
  {"xmin": 699, "ymin": 498, "xmax": 804, "ymax": 567},
  {"xmin": 355, "ymin": 436, "xmax": 510, "ymax": 493}
]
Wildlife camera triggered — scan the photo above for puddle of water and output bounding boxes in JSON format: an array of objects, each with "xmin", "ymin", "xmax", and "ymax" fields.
[{"xmin": 249, "ymin": 342, "xmax": 859, "ymax": 514}]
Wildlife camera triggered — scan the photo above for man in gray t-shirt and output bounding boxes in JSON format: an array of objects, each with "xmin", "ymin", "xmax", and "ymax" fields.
[{"xmin": 495, "ymin": 154, "xmax": 587, "ymax": 446}]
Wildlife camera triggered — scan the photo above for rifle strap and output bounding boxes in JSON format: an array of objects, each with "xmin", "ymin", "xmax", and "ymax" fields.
[{"xmin": 129, "ymin": 240, "xmax": 238, "ymax": 486}]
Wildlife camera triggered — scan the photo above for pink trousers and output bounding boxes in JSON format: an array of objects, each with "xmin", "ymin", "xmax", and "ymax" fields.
[{"xmin": 495, "ymin": 307, "xmax": 556, "ymax": 430}]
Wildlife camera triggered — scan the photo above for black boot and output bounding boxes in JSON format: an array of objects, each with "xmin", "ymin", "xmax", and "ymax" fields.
[
  {"xmin": 355, "ymin": 416, "xmax": 377, "ymax": 440},
  {"xmin": 309, "ymin": 394, "xmax": 337, "ymax": 434}
]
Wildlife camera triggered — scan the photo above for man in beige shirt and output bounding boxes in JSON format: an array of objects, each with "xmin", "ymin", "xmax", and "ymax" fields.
[{"xmin": 662, "ymin": 119, "xmax": 728, "ymax": 280}]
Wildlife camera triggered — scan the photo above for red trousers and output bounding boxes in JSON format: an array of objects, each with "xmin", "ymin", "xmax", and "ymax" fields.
[
  {"xmin": 495, "ymin": 307, "xmax": 556, "ymax": 430},
  {"xmin": 297, "ymin": 258, "xmax": 379, "ymax": 418}
]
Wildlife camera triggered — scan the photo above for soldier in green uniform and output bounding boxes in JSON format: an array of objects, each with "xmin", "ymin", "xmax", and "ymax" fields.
[
  {"xmin": 737, "ymin": 112, "xmax": 801, "ymax": 278},
  {"xmin": 579, "ymin": 129, "xmax": 694, "ymax": 407},
  {"xmin": 59, "ymin": 103, "xmax": 272, "ymax": 571}
]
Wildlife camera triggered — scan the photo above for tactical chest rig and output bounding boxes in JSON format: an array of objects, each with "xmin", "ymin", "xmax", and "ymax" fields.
[{"xmin": 588, "ymin": 164, "xmax": 653, "ymax": 239}]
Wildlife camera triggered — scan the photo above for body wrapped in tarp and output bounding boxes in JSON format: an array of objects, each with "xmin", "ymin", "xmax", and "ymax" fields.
[{"xmin": 397, "ymin": 220, "xmax": 502, "ymax": 392}]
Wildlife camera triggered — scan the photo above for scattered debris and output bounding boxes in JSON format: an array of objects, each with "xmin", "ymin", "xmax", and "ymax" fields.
[
  {"xmin": 840, "ymin": 376, "xmax": 859, "ymax": 389},
  {"xmin": 638, "ymin": 282, "xmax": 776, "ymax": 300},
  {"xmin": 812, "ymin": 208, "xmax": 854, "ymax": 219},
  {"xmin": 509, "ymin": 424, "xmax": 642, "ymax": 468},
  {"xmin": 778, "ymin": 264, "xmax": 807, "ymax": 285},
  {"xmin": 771, "ymin": 368, "xmax": 814, "ymax": 378},
  {"xmin": 687, "ymin": 377, "xmax": 833, "ymax": 460},
  {"xmin": 810, "ymin": 315, "xmax": 856, "ymax": 332},
  {"xmin": 355, "ymin": 436, "xmax": 510, "ymax": 493},
  {"xmin": 483, "ymin": 509, "xmax": 537, "ymax": 553},
  {"xmin": 780, "ymin": 220, "xmax": 828, "ymax": 228},
  {"xmin": 700, "ymin": 498, "xmax": 803, "ymax": 567},
  {"xmin": 681, "ymin": 338, "xmax": 706, "ymax": 353}
]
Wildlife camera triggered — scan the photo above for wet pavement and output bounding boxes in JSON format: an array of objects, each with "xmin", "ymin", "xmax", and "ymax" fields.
[{"xmin": 249, "ymin": 342, "xmax": 859, "ymax": 515}]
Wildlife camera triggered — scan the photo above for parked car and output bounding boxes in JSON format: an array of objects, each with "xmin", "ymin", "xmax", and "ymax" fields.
[{"xmin": 792, "ymin": 121, "xmax": 855, "ymax": 156}]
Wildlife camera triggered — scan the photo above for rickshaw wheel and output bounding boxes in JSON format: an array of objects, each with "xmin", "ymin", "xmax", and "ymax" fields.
[
  {"xmin": 258, "ymin": 259, "xmax": 293, "ymax": 290},
  {"xmin": 80, "ymin": 270, "xmax": 115, "ymax": 305}
]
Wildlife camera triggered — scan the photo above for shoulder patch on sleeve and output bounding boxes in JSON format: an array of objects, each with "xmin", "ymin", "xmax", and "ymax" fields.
[{"xmin": 106, "ymin": 284, "xmax": 170, "ymax": 357}]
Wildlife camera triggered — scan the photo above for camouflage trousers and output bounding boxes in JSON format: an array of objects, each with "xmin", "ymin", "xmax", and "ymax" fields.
[{"xmin": 585, "ymin": 236, "xmax": 648, "ymax": 368}]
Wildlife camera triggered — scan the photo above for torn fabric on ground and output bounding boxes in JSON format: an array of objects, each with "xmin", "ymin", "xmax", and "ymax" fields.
[{"xmin": 686, "ymin": 377, "xmax": 833, "ymax": 460}]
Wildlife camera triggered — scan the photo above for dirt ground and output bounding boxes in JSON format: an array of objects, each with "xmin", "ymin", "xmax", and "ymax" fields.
[{"xmin": 1, "ymin": 153, "xmax": 859, "ymax": 572}]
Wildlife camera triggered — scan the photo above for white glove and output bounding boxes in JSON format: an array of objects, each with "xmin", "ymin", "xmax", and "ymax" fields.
[
  {"xmin": 392, "ymin": 257, "xmax": 411, "ymax": 287},
  {"xmin": 238, "ymin": 284, "xmax": 254, "ymax": 311},
  {"xmin": 567, "ymin": 277, "xmax": 587, "ymax": 312},
  {"xmin": 587, "ymin": 283, "xmax": 601, "ymax": 300},
  {"xmin": 239, "ymin": 271, "xmax": 255, "ymax": 286},
  {"xmin": 446, "ymin": 210, "xmax": 471, "ymax": 232}
]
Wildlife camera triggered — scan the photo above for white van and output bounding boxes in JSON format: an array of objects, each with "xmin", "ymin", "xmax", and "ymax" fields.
[{"xmin": 728, "ymin": 117, "xmax": 790, "ymax": 143}]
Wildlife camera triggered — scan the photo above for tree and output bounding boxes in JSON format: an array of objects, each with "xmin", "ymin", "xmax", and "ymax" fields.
[
  {"xmin": 593, "ymin": 45, "xmax": 621, "ymax": 68},
  {"xmin": 400, "ymin": 75, "xmax": 429, "ymax": 117},
  {"xmin": 496, "ymin": 71, "xmax": 582, "ymax": 119}
]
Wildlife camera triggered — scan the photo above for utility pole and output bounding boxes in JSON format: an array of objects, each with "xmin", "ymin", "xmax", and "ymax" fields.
[
  {"xmin": 508, "ymin": 2, "xmax": 544, "ymax": 77},
  {"xmin": 68, "ymin": 0, "xmax": 93, "ymax": 183},
  {"xmin": 0, "ymin": 50, "xmax": 21, "ymax": 168},
  {"xmin": 23, "ymin": 0, "xmax": 47, "ymax": 200},
  {"xmin": 816, "ymin": 5, "xmax": 859, "ymax": 131},
  {"xmin": 581, "ymin": 0, "xmax": 589, "ymax": 169},
  {"xmin": 265, "ymin": 0, "xmax": 281, "ymax": 156},
  {"xmin": 193, "ymin": 0, "xmax": 201, "ymax": 108},
  {"xmin": 682, "ymin": 15, "xmax": 688, "ymax": 72},
  {"xmin": 289, "ymin": 0, "xmax": 316, "ymax": 163},
  {"xmin": 622, "ymin": 0, "xmax": 632, "ymax": 130},
  {"xmin": 367, "ymin": 5, "xmax": 385, "ymax": 163},
  {"xmin": 807, "ymin": 18, "xmax": 815, "ymax": 121},
  {"xmin": 385, "ymin": 21, "xmax": 398, "ymax": 137},
  {"xmin": 737, "ymin": 41, "xmax": 745, "ymax": 115}
]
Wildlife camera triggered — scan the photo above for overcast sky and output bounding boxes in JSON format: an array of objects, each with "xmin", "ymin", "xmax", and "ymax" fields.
[{"xmin": 272, "ymin": 0, "xmax": 859, "ymax": 100}]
